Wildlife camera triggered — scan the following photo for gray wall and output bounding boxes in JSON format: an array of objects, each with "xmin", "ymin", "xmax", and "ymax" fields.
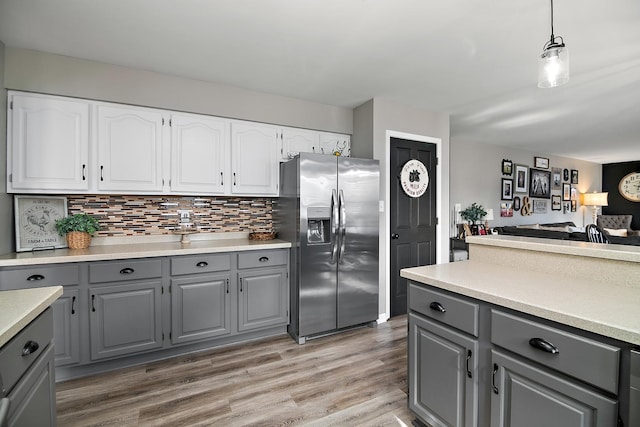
[
  {"xmin": 4, "ymin": 48, "xmax": 353, "ymax": 134},
  {"xmin": 354, "ymin": 98, "xmax": 450, "ymax": 321},
  {"xmin": 0, "ymin": 40, "xmax": 11, "ymax": 254},
  {"xmin": 450, "ymin": 138, "xmax": 602, "ymax": 231}
]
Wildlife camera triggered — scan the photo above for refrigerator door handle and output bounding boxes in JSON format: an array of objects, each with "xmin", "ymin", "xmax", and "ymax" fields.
[
  {"xmin": 330, "ymin": 189, "xmax": 339, "ymax": 264},
  {"xmin": 338, "ymin": 189, "xmax": 346, "ymax": 263}
]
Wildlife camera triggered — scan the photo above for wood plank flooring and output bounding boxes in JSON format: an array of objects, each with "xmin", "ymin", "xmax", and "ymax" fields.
[{"xmin": 56, "ymin": 315, "xmax": 413, "ymax": 426}]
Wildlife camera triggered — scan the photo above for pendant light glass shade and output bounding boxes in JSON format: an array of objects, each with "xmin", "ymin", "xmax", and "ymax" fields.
[
  {"xmin": 537, "ymin": 0, "xmax": 569, "ymax": 88},
  {"xmin": 538, "ymin": 43, "xmax": 569, "ymax": 88}
]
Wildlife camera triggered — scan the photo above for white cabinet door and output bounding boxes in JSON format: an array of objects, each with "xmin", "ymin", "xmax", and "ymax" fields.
[
  {"xmin": 8, "ymin": 92, "xmax": 90, "ymax": 192},
  {"xmin": 96, "ymin": 104, "xmax": 164, "ymax": 193},
  {"xmin": 170, "ymin": 114, "xmax": 229, "ymax": 195},
  {"xmin": 319, "ymin": 132, "xmax": 351, "ymax": 157},
  {"xmin": 230, "ymin": 122, "xmax": 279, "ymax": 196},
  {"xmin": 280, "ymin": 127, "xmax": 319, "ymax": 160}
]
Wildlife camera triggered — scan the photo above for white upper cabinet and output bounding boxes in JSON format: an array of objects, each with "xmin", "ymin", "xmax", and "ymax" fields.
[
  {"xmin": 319, "ymin": 132, "xmax": 351, "ymax": 157},
  {"xmin": 7, "ymin": 92, "xmax": 90, "ymax": 192},
  {"xmin": 96, "ymin": 104, "xmax": 165, "ymax": 193},
  {"xmin": 279, "ymin": 127, "xmax": 320, "ymax": 160},
  {"xmin": 230, "ymin": 121, "xmax": 279, "ymax": 196},
  {"xmin": 170, "ymin": 114, "xmax": 229, "ymax": 195}
]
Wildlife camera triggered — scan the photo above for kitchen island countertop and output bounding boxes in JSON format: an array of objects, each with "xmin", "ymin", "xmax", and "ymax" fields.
[{"xmin": 0, "ymin": 286, "xmax": 62, "ymax": 347}]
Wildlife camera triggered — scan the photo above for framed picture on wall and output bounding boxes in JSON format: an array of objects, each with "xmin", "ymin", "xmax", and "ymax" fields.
[
  {"xmin": 534, "ymin": 157, "xmax": 549, "ymax": 169},
  {"xmin": 500, "ymin": 202, "xmax": 513, "ymax": 217},
  {"xmin": 514, "ymin": 164, "xmax": 528, "ymax": 193},
  {"xmin": 551, "ymin": 195, "xmax": 562, "ymax": 211},
  {"xmin": 552, "ymin": 168, "xmax": 562, "ymax": 190},
  {"xmin": 533, "ymin": 199, "xmax": 548, "ymax": 213},
  {"xmin": 529, "ymin": 169, "xmax": 551, "ymax": 199},
  {"xmin": 571, "ymin": 169, "xmax": 579, "ymax": 184},
  {"xmin": 513, "ymin": 196, "xmax": 521, "ymax": 211},
  {"xmin": 14, "ymin": 195, "xmax": 67, "ymax": 252},
  {"xmin": 501, "ymin": 178, "xmax": 513, "ymax": 200},
  {"xmin": 563, "ymin": 201, "xmax": 571, "ymax": 214},
  {"xmin": 571, "ymin": 200, "xmax": 577, "ymax": 212},
  {"xmin": 563, "ymin": 183, "xmax": 571, "ymax": 200},
  {"xmin": 502, "ymin": 159, "xmax": 513, "ymax": 175}
]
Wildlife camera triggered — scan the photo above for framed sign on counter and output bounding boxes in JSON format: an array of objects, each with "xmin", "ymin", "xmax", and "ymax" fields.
[{"xmin": 14, "ymin": 195, "xmax": 68, "ymax": 252}]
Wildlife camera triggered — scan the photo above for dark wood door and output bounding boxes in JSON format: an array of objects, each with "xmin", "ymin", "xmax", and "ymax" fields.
[{"xmin": 390, "ymin": 137, "xmax": 437, "ymax": 316}]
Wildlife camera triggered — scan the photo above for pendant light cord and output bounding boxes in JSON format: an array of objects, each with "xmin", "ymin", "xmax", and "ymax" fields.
[{"xmin": 550, "ymin": 0, "xmax": 555, "ymax": 43}]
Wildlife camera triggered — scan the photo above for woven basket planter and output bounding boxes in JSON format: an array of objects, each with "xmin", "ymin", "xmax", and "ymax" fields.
[{"xmin": 66, "ymin": 231, "xmax": 92, "ymax": 249}]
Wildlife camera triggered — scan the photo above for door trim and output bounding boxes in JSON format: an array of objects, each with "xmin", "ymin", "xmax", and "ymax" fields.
[{"xmin": 382, "ymin": 130, "xmax": 443, "ymax": 322}]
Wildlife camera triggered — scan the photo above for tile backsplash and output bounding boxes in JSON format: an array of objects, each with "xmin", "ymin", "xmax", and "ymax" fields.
[{"xmin": 66, "ymin": 195, "xmax": 273, "ymax": 237}]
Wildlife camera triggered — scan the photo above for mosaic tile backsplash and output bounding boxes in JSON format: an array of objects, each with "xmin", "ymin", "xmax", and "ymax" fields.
[{"xmin": 66, "ymin": 195, "xmax": 273, "ymax": 237}]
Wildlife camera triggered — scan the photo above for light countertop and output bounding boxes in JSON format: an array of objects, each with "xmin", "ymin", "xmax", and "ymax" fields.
[
  {"xmin": 0, "ymin": 286, "xmax": 62, "ymax": 347},
  {"xmin": 401, "ymin": 261, "xmax": 640, "ymax": 345},
  {"xmin": 0, "ymin": 236, "xmax": 291, "ymax": 267}
]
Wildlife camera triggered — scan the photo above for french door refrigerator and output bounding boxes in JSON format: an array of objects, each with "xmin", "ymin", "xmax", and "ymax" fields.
[{"xmin": 276, "ymin": 153, "xmax": 380, "ymax": 344}]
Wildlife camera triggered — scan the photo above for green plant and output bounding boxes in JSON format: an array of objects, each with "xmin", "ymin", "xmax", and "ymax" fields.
[
  {"xmin": 460, "ymin": 203, "xmax": 487, "ymax": 225},
  {"xmin": 55, "ymin": 213, "xmax": 100, "ymax": 235}
]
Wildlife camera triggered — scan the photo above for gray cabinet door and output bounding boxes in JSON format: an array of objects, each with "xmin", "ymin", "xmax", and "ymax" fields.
[
  {"xmin": 408, "ymin": 312, "xmax": 479, "ymax": 427},
  {"xmin": 171, "ymin": 274, "xmax": 231, "ymax": 344},
  {"xmin": 491, "ymin": 350, "xmax": 617, "ymax": 427},
  {"xmin": 238, "ymin": 267, "xmax": 288, "ymax": 332},
  {"xmin": 89, "ymin": 280, "xmax": 163, "ymax": 360},
  {"xmin": 52, "ymin": 287, "xmax": 80, "ymax": 366}
]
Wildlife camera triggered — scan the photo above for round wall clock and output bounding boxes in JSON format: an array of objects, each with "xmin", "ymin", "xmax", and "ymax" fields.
[{"xmin": 618, "ymin": 172, "xmax": 640, "ymax": 202}]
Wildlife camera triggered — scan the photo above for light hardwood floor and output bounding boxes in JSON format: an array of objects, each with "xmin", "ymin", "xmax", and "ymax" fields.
[{"xmin": 56, "ymin": 315, "xmax": 413, "ymax": 426}]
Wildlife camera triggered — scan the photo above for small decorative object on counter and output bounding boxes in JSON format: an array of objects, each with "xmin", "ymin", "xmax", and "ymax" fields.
[
  {"xmin": 55, "ymin": 213, "xmax": 100, "ymax": 249},
  {"xmin": 249, "ymin": 231, "xmax": 277, "ymax": 241},
  {"xmin": 460, "ymin": 203, "xmax": 488, "ymax": 235}
]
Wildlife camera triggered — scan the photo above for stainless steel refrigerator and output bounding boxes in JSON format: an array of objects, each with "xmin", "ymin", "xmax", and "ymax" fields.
[{"xmin": 275, "ymin": 153, "xmax": 380, "ymax": 344}]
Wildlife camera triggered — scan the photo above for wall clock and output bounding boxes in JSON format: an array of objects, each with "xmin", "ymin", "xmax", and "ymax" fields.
[{"xmin": 618, "ymin": 172, "xmax": 640, "ymax": 202}]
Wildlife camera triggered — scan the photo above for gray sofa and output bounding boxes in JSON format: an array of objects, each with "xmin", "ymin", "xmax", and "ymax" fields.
[
  {"xmin": 495, "ymin": 221, "xmax": 640, "ymax": 246},
  {"xmin": 596, "ymin": 215, "xmax": 640, "ymax": 237}
]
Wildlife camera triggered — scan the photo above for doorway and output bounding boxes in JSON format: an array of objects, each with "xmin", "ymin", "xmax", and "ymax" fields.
[{"xmin": 389, "ymin": 137, "xmax": 437, "ymax": 316}]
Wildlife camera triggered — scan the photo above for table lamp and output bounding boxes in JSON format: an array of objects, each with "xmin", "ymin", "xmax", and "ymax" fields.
[{"xmin": 581, "ymin": 192, "xmax": 608, "ymax": 225}]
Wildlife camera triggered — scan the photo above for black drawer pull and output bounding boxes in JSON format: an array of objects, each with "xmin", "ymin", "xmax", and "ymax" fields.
[
  {"xmin": 259, "ymin": 256, "xmax": 269, "ymax": 262},
  {"xmin": 196, "ymin": 261, "xmax": 209, "ymax": 268},
  {"xmin": 492, "ymin": 363, "xmax": 499, "ymax": 394},
  {"xmin": 26, "ymin": 274, "xmax": 45, "ymax": 281},
  {"xmin": 71, "ymin": 295, "xmax": 76, "ymax": 315},
  {"xmin": 529, "ymin": 338, "xmax": 559, "ymax": 354},
  {"xmin": 21, "ymin": 340, "xmax": 39, "ymax": 357},
  {"xmin": 466, "ymin": 349, "xmax": 473, "ymax": 379},
  {"xmin": 120, "ymin": 267, "xmax": 135, "ymax": 275},
  {"xmin": 429, "ymin": 301, "xmax": 446, "ymax": 313},
  {"xmin": 92, "ymin": 295, "xmax": 96, "ymax": 312}
]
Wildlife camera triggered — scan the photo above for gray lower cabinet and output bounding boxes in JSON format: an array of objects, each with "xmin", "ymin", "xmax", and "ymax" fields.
[
  {"xmin": 490, "ymin": 350, "xmax": 617, "ymax": 427},
  {"xmin": 408, "ymin": 312, "xmax": 479, "ymax": 427},
  {"xmin": 51, "ymin": 287, "xmax": 80, "ymax": 366},
  {"xmin": 238, "ymin": 265, "xmax": 288, "ymax": 332},
  {"xmin": 0, "ymin": 264, "xmax": 80, "ymax": 368},
  {"xmin": 89, "ymin": 280, "xmax": 163, "ymax": 361},
  {"xmin": 0, "ymin": 308, "xmax": 56, "ymax": 427},
  {"xmin": 170, "ymin": 274, "xmax": 231, "ymax": 344}
]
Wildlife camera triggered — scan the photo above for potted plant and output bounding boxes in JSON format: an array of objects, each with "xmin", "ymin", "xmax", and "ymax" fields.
[
  {"xmin": 55, "ymin": 213, "xmax": 100, "ymax": 249},
  {"xmin": 460, "ymin": 203, "xmax": 487, "ymax": 235}
]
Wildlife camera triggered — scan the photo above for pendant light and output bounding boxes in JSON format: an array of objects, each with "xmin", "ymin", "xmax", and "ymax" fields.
[{"xmin": 538, "ymin": 0, "xmax": 569, "ymax": 88}]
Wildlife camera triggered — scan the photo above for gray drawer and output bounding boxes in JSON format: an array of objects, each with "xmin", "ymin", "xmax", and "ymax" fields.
[
  {"xmin": 238, "ymin": 250, "xmax": 287, "ymax": 269},
  {"xmin": 0, "ymin": 308, "xmax": 53, "ymax": 395},
  {"xmin": 89, "ymin": 259, "xmax": 162, "ymax": 283},
  {"xmin": 0, "ymin": 264, "xmax": 79, "ymax": 290},
  {"xmin": 171, "ymin": 254, "xmax": 231, "ymax": 276},
  {"xmin": 491, "ymin": 309, "xmax": 620, "ymax": 394},
  {"xmin": 408, "ymin": 283, "xmax": 479, "ymax": 337}
]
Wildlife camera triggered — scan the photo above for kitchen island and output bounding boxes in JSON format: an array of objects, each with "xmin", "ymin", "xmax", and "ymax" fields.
[{"xmin": 401, "ymin": 235, "xmax": 639, "ymax": 427}]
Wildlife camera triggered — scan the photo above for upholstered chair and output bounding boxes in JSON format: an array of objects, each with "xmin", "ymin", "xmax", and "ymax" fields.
[{"xmin": 596, "ymin": 215, "xmax": 640, "ymax": 237}]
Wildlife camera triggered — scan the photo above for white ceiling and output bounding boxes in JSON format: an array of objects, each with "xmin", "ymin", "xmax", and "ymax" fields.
[{"xmin": 1, "ymin": 0, "xmax": 639, "ymax": 164}]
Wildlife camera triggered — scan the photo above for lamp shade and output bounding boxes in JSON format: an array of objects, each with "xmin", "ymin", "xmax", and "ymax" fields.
[
  {"xmin": 538, "ymin": 45, "xmax": 569, "ymax": 88},
  {"xmin": 484, "ymin": 209, "xmax": 494, "ymax": 221},
  {"xmin": 582, "ymin": 192, "xmax": 608, "ymax": 207}
]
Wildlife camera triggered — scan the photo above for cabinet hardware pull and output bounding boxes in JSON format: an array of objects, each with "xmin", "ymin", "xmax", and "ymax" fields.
[
  {"xmin": 529, "ymin": 337, "xmax": 559, "ymax": 354},
  {"xmin": 466, "ymin": 350, "xmax": 472, "ymax": 378},
  {"xmin": 82, "ymin": 164, "xmax": 86, "ymax": 181},
  {"xmin": 226, "ymin": 278, "xmax": 229, "ymax": 294},
  {"xmin": 100, "ymin": 165, "xmax": 104, "ymax": 181},
  {"xmin": 492, "ymin": 363, "xmax": 499, "ymax": 394},
  {"xmin": 21, "ymin": 340, "xmax": 39, "ymax": 357},
  {"xmin": 26, "ymin": 274, "xmax": 45, "ymax": 281},
  {"xmin": 240, "ymin": 278, "xmax": 243, "ymax": 292},
  {"xmin": 120, "ymin": 267, "xmax": 135, "ymax": 275},
  {"xmin": 391, "ymin": 233, "xmax": 399, "ymax": 239},
  {"xmin": 71, "ymin": 296, "xmax": 76, "ymax": 315},
  {"xmin": 220, "ymin": 172, "xmax": 224, "ymax": 186},
  {"xmin": 92, "ymin": 295, "xmax": 96, "ymax": 312},
  {"xmin": 196, "ymin": 261, "xmax": 208, "ymax": 268},
  {"xmin": 233, "ymin": 172, "xmax": 237, "ymax": 186},
  {"xmin": 259, "ymin": 256, "xmax": 269, "ymax": 262},
  {"xmin": 429, "ymin": 301, "xmax": 446, "ymax": 313}
]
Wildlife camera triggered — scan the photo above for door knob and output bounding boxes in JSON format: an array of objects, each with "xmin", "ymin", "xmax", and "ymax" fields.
[{"xmin": 391, "ymin": 233, "xmax": 399, "ymax": 239}]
